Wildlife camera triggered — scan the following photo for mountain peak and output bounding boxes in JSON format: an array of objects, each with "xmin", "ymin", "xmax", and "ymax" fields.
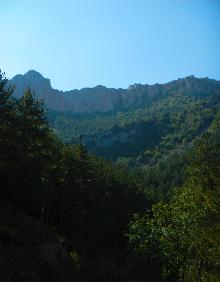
[
  {"xmin": 24, "ymin": 70, "xmax": 45, "ymax": 79},
  {"xmin": 12, "ymin": 70, "xmax": 46, "ymax": 82},
  {"xmin": 10, "ymin": 70, "xmax": 51, "ymax": 99}
]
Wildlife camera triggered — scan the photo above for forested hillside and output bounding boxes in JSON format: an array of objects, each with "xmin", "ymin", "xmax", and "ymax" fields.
[
  {"xmin": 1, "ymin": 70, "xmax": 220, "ymax": 282},
  {"xmin": 48, "ymin": 77, "xmax": 220, "ymax": 167},
  {"xmin": 0, "ymin": 71, "xmax": 151, "ymax": 281},
  {"xmin": 129, "ymin": 122, "xmax": 220, "ymax": 281},
  {"xmin": 10, "ymin": 71, "xmax": 220, "ymax": 167}
]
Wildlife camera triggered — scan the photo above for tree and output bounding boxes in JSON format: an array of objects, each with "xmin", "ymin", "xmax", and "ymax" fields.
[
  {"xmin": 129, "ymin": 132, "xmax": 220, "ymax": 281},
  {"xmin": 0, "ymin": 71, "xmax": 17, "ymax": 184},
  {"xmin": 0, "ymin": 78, "xmax": 55, "ymax": 216}
]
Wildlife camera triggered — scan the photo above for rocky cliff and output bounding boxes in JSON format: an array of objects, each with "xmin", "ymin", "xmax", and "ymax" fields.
[{"xmin": 9, "ymin": 70, "xmax": 219, "ymax": 113}]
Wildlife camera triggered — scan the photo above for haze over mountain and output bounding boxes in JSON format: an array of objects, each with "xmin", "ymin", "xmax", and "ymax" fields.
[{"xmin": 9, "ymin": 70, "xmax": 220, "ymax": 114}]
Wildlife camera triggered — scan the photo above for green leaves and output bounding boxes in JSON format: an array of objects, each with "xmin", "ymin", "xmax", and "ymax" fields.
[
  {"xmin": 129, "ymin": 132, "xmax": 220, "ymax": 281},
  {"xmin": 48, "ymin": 86, "xmax": 220, "ymax": 169}
]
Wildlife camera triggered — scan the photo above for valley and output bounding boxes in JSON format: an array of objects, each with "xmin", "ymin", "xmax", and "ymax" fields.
[{"xmin": 1, "ymin": 70, "xmax": 220, "ymax": 281}]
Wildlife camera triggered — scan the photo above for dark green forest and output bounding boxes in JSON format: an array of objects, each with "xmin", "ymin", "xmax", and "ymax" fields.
[
  {"xmin": 0, "ymin": 70, "xmax": 220, "ymax": 282},
  {"xmin": 48, "ymin": 77, "xmax": 220, "ymax": 168}
]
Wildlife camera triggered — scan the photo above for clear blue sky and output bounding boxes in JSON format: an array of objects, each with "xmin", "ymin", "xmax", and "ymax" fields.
[{"xmin": 0, "ymin": 0, "xmax": 220, "ymax": 90}]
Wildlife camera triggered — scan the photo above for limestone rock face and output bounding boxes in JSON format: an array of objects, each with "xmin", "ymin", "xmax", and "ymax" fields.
[{"xmin": 9, "ymin": 70, "xmax": 220, "ymax": 113}]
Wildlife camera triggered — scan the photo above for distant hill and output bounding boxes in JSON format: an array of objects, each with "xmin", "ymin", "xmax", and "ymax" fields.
[
  {"xmin": 9, "ymin": 70, "xmax": 220, "ymax": 166},
  {"xmin": 9, "ymin": 70, "xmax": 220, "ymax": 113}
]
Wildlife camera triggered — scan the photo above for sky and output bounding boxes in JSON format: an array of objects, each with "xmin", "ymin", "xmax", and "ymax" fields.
[{"xmin": 0, "ymin": 0, "xmax": 220, "ymax": 90}]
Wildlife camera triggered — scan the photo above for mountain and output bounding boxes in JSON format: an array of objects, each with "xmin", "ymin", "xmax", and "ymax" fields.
[
  {"xmin": 82, "ymin": 92, "xmax": 220, "ymax": 165},
  {"xmin": 9, "ymin": 70, "xmax": 220, "ymax": 114},
  {"xmin": 2, "ymin": 68, "xmax": 220, "ymax": 282},
  {"xmin": 9, "ymin": 70, "xmax": 220, "ymax": 167}
]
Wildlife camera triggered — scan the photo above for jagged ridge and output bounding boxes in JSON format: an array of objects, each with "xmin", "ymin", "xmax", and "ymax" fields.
[{"xmin": 9, "ymin": 70, "xmax": 220, "ymax": 113}]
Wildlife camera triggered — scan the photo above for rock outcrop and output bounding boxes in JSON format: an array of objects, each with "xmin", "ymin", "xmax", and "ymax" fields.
[{"xmin": 9, "ymin": 70, "xmax": 220, "ymax": 113}]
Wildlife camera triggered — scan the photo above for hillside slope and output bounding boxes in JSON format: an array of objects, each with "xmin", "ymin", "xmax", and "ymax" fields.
[
  {"xmin": 10, "ymin": 71, "xmax": 220, "ymax": 166},
  {"xmin": 0, "ymin": 201, "xmax": 76, "ymax": 282}
]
